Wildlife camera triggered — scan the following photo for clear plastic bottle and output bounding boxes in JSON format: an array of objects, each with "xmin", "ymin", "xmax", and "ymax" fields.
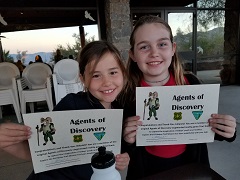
[{"xmin": 91, "ymin": 146, "xmax": 121, "ymax": 180}]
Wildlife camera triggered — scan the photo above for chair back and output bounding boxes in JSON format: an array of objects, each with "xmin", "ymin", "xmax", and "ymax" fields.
[
  {"xmin": 53, "ymin": 59, "xmax": 83, "ymax": 104},
  {"xmin": 0, "ymin": 62, "xmax": 20, "ymax": 89},
  {"xmin": 22, "ymin": 63, "xmax": 52, "ymax": 89},
  {"xmin": 53, "ymin": 59, "xmax": 80, "ymax": 84}
]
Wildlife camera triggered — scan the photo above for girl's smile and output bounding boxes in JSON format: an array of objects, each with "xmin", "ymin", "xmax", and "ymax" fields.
[{"xmin": 147, "ymin": 61, "xmax": 163, "ymax": 66}]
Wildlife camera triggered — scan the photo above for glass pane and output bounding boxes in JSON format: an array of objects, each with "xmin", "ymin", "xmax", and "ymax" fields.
[
  {"xmin": 168, "ymin": 12, "xmax": 193, "ymax": 71},
  {"xmin": 196, "ymin": 10, "xmax": 225, "ymax": 84},
  {"xmin": 197, "ymin": 10, "xmax": 225, "ymax": 30},
  {"xmin": 132, "ymin": 12, "xmax": 162, "ymax": 26},
  {"xmin": 197, "ymin": 0, "xmax": 226, "ymax": 8},
  {"xmin": 168, "ymin": 13, "xmax": 193, "ymax": 52}
]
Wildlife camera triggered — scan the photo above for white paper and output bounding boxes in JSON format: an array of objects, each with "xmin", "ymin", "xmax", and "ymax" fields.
[
  {"xmin": 23, "ymin": 109, "xmax": 123, "ymax": 173},
  {"xmin": 136, "ymin": 84, "xmax": 220, "ymax": 146}
]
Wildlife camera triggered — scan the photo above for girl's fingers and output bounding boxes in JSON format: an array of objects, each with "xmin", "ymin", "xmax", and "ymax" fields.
[
  {"xmin": 209, "ymin": 114, "xmax": 236, "ymax": 138},
  {"xmin": 0, "ymin": 123, "xmax": 31, "ymax": 148},
  {"xmin": 211, "ymin": 127, "xmax": 234, "ymax": 138},
  {"xmin": 2, "ymin": 129, "xmax": 31, "ymax": 138},
  {"xmin": 124, "ymin": 116, "xmax": 141, "ymax": 127},
  {"xmin": 211, "ymin": 114, "xmax": 236, "ymax": 121},
  {"xmin": 209, "ymin": 118, "xmax": 236, "ymax": 128},
  {"xmin": 115, "ymin": 153, "xmax": 130, "ymax": 171},
  {"xmin": 123, "ymin": 124, "xmax": 138, "ymax": 143},
  {"xmin": 123, "ymin": 131, "xmax": 137, "ymax": 144},
  {"xmin": 123, "ymin": 116, "xmax": 142, "ymax": 144},
  {"xmin": 211, "ymin": 123, "xmax": 235, "ymax": 138},
  {"xmin": 123, "ymin": 124, "xmax": 138, "ymax": 135}
]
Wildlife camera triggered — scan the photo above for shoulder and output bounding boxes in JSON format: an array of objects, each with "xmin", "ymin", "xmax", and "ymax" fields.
[
  {"xmin": 53, "ymin": 92, "xmax": 104, "ymax": 111},
  {"xmin": 184, "ymin": 72, "xmax": 202, "ymax": 85},
  {"xmin": 53, "ymin": 92, "xmax": 89, "ymax": 111},
  {"xmin": 111, "ymin": 100, "xmax": 122, "ymax": 109}
]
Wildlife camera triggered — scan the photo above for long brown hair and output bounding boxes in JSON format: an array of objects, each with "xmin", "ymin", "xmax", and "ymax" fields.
[{"xmin": 127, "ymin": 15, "xmax": 187, "ymax": 100}]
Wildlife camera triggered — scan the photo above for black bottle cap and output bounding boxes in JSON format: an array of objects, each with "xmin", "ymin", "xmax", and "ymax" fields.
[{"xmin": 91, "ymin": 146, "xmax": 115, "ymax": 169}]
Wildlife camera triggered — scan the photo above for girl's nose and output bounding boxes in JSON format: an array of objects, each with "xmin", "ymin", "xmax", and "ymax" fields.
[
  {"xmin": 102, "ymin": 76, "xmax": 111, "ymax": 86},
  {"xmin": 150, "ymin": 46, "xmax": 159, "ymax": 57}
]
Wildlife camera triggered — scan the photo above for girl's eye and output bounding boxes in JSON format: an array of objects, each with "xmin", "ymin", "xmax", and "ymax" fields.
[
  {"xmin": 92, "ymin": 74, "xmax": 100, "ymax": 79},
  {"xmin": 139, "ymin": 45, "xmax": 150, "ymax": 50},
  {"xmin": 158, "ymin": 43, "xmax": 167, "ymax": 47},
  {"xmin": 110, "ymin": 71, "xmax": 118, "ymax": 75}
]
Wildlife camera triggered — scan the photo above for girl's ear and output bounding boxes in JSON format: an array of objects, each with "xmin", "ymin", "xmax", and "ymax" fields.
[
  {"xmin": 172, "ymin": 42, "xmax": 177, "ymax": 56},
  {"xmin": 129, "ymin": 50, "xmax": 136, "ymax": 62},
  {"xmin": 79, "ymin": 74, "xmax": 84, "ymax": 84},
  {"xmin": 80, "ymin": 74, "xmax": 88, "ymax": 90}
]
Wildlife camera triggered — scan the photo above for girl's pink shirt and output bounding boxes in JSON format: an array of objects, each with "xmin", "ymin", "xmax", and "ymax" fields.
[{"xmin": 141, "ymin": 73, "xmax": 189, "ymax": 158}]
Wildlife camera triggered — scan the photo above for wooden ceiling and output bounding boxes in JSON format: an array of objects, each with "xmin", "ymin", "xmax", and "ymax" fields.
[
  {"xmin": 0, "ymin": 0, "xmax": 195, "ymax": 33},
  {"xmin": 0, "ymin": 0, "xmax": 98, "ymax": 33}
]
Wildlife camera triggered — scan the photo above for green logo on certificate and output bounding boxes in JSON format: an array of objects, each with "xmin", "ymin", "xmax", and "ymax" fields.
[
  {"xmin": 73, "ymin": 135, "xmax": 83, "ymax": 142},
  {"xmin": 192, "ymin": 111, "xmax": 203, "ymax": 120},
  {"xmin": 94, "ymin": 132, "xmax": 106, "ymax": 141},
  {"xmin": 173, "ymin": 112, "xmax": 182, "ymax": 120}
]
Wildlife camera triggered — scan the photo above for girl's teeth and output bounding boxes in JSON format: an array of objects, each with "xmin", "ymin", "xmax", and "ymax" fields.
[
  {"xmin": 149, "ymin": 62, "xmax": 160, "ymax": 65},
  {"xmin": 104, "ymin": 90, "xmax": 113, "ymax": 93}
]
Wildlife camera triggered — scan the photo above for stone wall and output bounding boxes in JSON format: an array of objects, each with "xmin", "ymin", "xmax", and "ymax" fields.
[
  {"xmin": 223, "ymin": 0, "xmax": 240, "ymax": 84},
  {"xmin": 104, "ymin": 0, "xmax": 131, "ymax": 61}
]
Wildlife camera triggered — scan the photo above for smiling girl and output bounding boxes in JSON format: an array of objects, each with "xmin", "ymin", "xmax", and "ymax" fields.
[
  {"xmin": 123, "ymin": 15, "xmax": 236, "ymax": 179},
  {"xmin": 0, "ymin": 41, "xmax": 130, "ymax": 180}
]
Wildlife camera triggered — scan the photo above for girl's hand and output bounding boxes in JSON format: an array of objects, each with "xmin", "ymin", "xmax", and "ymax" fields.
[
  {"xmin": 209, "ymin": 114, "xmax": 236, "ymax": 138},
  {"xmin": 123, "ymin": 116, "xmax": 142, "ymax": 144},
  {"xmin": 0, "ymin": 123, "xmax": 31, "ymax": 149},
  {"xmin": 115, "ymin": 152, "xmax": 130, "ymax": 171}
]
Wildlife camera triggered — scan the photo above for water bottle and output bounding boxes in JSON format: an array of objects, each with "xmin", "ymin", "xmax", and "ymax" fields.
[{"xmin": 91, "ymin": 146, "xmax": 121, "ymax": 180}]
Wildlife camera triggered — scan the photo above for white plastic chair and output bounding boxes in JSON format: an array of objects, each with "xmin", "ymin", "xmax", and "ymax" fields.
[
  {"xmin": 0, "ymin": 62, "xmax": 22, "ymax": 123},
  {"xmin": 17, "ymin": 63, "xmax": 53, "ymax": 114},
  {"xmin": 52, "ymin": 59, "xmax": 83, "ymax": 104}
]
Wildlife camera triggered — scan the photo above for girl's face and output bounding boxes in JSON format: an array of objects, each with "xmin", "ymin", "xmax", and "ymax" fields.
[
  {"xmin": 82, "ymin": 52, "xmax": 124, "ymax": 109},
  {"xmin": 130, "ymin": 23, "xmax": 176, "ymax": 82}
]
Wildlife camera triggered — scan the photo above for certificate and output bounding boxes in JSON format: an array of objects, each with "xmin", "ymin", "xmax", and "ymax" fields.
[
  {"xmin": 23, "ymin": 109, "xmax": 123, "ymax": 173},
  {"xmin": 136, "ymin": 84, "xmax": 220, "ymax": 146}
]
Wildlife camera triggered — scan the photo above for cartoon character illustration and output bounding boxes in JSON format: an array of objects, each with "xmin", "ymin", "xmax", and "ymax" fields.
[
  {"xmin": 37, "ymin": 117, "xmax": 56, "ymax": 146},
  {"xmin": 144, "ymin": 91, "xmax": 160, "ymax": 120}
]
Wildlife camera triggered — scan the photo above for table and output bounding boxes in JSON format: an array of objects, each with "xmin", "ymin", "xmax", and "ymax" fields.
[{"xmin": 141, "ymin": 163, "xmax": 226, "ymax": 180}]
